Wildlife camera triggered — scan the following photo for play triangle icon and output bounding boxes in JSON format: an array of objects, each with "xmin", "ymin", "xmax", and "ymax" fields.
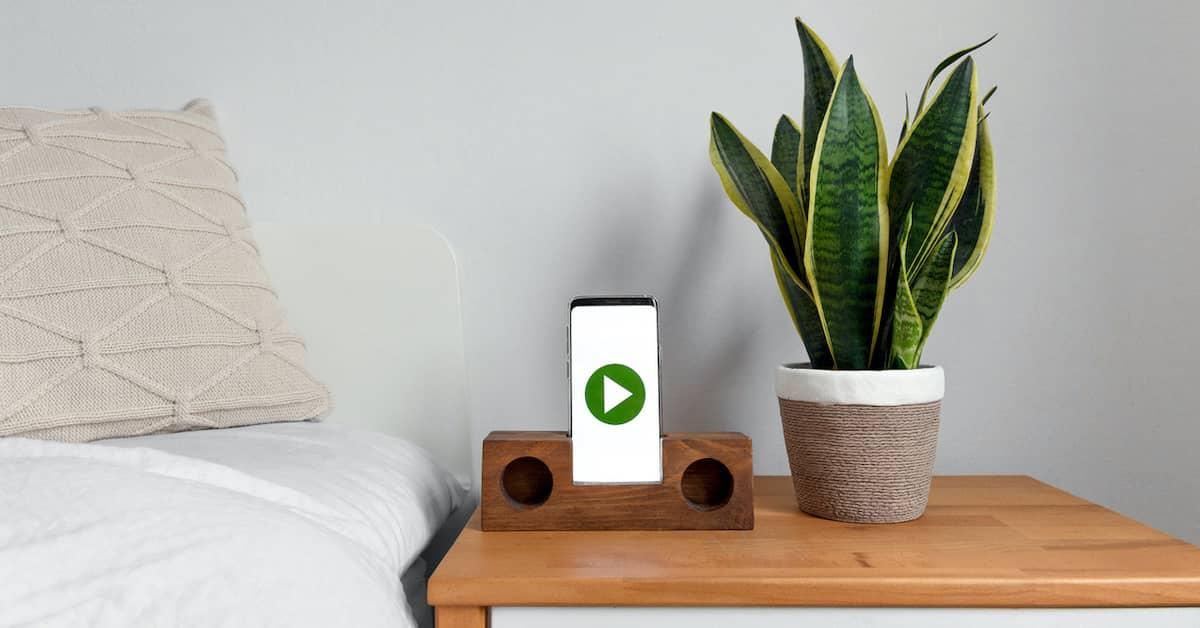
[
  {"xmin": 603, "ymin": 375, "xmax": 633, "ymax": 413},
  {"xmin": 584, "ymin": 363, "xmax": 646, "ymax": 426}
]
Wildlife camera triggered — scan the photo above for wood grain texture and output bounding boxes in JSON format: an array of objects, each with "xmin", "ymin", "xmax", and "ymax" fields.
[
  {"xmin": 435, "ymin": 606, "xmax": 487, "ymax": 628},
  {"xmin": 431, "ymin": 475, "xmax": 1200, "ymax": 608},
  {"xmin": 480, "ymin": 431, "xmax": 754, "ymax": 531}
]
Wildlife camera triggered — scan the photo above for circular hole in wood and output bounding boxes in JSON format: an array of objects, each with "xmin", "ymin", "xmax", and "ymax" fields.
[
  {"xmin": 680, "ymin": 458, "xmax": 733, "ymax": 511},
  {"xmin": 501, "ymin": 456, "xmax": 553, "ymax": 509}
]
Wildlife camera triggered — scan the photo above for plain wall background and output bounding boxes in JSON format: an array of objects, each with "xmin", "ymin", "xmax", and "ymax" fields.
[{"xmin": 4, "ymin": 0, "xmax": 1198, "ymax": 541}]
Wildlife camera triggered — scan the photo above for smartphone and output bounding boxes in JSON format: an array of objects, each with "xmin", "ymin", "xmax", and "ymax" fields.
[{"xmin": 568, "ymin": 296, "xmax": 662, "ymax": 484}]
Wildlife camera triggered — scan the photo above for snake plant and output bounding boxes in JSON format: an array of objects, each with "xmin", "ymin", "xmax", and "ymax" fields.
[{"xmin": 710, "ymin": 19, "xmax": 996, "ymax": 370}]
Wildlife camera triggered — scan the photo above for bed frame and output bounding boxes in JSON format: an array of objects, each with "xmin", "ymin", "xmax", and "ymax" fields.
[{"xmin": 253, "ymin": 223, "xmax": 473, "ymax": 485}]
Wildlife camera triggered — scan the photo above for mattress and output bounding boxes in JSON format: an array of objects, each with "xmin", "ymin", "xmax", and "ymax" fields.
[{"xmin": 0, "ymin": 421, "xmax": 466, "ymax": 627}]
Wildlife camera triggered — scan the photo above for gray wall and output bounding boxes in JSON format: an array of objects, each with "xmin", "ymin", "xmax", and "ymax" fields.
[{"xmin": 5, "ymin": 1, "xmax": 1199, "ymax": 542}]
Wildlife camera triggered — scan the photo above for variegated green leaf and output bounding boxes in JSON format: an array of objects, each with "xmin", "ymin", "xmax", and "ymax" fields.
[
  {"xmin": 889, "ymin": 57, "xmax": 977, "ymax": 271},
  {"xmin": 914, "ymin": 34, "xmax": 996, "ymax": 116},
  {"xmin": 910, "ymin": 232, "xmax": 958, "ymax": 362},
  {"xmin": 710, "ymin": 113, "xmax": 807, "ymax": 287},
  {"xmin": 804, "ymin": 57, "xmax": 889, "ymax": 370},
  {"xmin": 771, "ymin": 114, "xmax": 805, "ymax": 209},
  {"xmin": 795, "ymin": 18, "xmax": 839, "ymax": 202},
  {"xmin": 981, "ymin": 85, "xmax": 997, "ymax": 107},
  {"xmin": 890, "ymin": 214, "xmax": 921, "ymax": 368},
  {"xmin": 945, "ymin": 110, "xmax": 995, "ymax": 289},
  {"xmin": 771, "ymin": 250, "xmax": 834, "ymax": 368}
]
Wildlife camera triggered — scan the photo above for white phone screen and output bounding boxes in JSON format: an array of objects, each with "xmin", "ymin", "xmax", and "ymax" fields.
[{"xmin": 569, "ymin": 299, "xmax": 662, "ymax": 484}]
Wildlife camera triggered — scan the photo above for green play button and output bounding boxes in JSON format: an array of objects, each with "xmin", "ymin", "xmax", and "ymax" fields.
[{"xmin": 584, "ymin": 363, "xmax": 646, "ymax": 425}]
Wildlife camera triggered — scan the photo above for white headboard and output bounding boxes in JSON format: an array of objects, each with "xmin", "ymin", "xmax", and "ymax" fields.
[{"xmin": 252, "ymin": 223, "xmax": 471, "ymax": 483}]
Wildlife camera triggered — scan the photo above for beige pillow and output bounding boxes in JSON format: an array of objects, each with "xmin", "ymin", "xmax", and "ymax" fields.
[{"xmin": 0, "ymin": 100, "xmax": 330, "ymax": 442}]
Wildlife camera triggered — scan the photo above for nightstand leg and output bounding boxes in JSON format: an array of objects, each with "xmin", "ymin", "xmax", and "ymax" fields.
[{"xmin": 436, "ymin": 605, "xmax": 488, "ymax": 628}]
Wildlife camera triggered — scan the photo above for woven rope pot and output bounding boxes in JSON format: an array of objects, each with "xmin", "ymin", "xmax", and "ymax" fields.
[{"xmin": 776, "ymin": 363, "xmax": 944, "ymax": 524}]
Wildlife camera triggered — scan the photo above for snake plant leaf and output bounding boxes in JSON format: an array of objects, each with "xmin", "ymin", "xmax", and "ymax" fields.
[
  {"xmin": 804, "ymin": 57, "xmax": 889, "ymax": 370},
  {"xmin": 944, "ymin": 110, "xmax": 995, "ymax": 289},
  {"xmin": 771, "ymin": 250, "xmax": 834, "ymax": 368},
  {"xmin": 891, "ymin": 224, "xmax": 958, "ymax": 368},
  {"xmin": 898, "ymin": 93, "xmax": 911, "ymax": 144},
  {"xmin": 771, "ymin": 114, "xmax": 804, "ymax": 205},
  {"xmin": 795, "ymin": 18, "xmax": 839, "ymax": 199},
  {"xmin": 889, "ymin": 57, "xmax": 977, "ymax": 271},
  {"xmin": 914, "ymin": 34, "xmax": 996, "ymax": 116},
  {"xmin": 710, "ymin": 112, "xmax": 807, "ymax": 287},
  {"xmin": 889, "ymin": 215, "xmax": 922, "ymax": 369},
  {"xmin": 910, "ymin": 232, "xmax": 958, "ymax": 361},
  {"xmin": 981, "ymin": 85, "xmax": 997, "ymax": 107}
]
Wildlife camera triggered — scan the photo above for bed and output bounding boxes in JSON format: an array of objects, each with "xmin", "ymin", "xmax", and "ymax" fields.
[{"xmin": 0, "ymin": 223, "xmax": 473, "ymax": 628}]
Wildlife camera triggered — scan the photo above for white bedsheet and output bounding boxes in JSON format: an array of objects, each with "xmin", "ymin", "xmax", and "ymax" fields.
[{"xmin": 0, "ymin": 422, "xmax": 465, "ymax": 628}]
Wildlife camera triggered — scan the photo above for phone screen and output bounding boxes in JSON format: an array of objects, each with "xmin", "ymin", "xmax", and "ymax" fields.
[{"xmin": 569, "ymin": 296, "xmax": 662, "ymax": 484}]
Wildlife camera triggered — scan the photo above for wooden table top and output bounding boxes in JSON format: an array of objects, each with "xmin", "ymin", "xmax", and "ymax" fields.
[{"xmin": 428, "ymin": 475, "xmax": 1200, "ymax": 608}]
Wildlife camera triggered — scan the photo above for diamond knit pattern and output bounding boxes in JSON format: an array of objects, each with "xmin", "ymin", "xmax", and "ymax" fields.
[{"xmin": 0, "ymin": 100, "xmax": 329, "ymax": 442}]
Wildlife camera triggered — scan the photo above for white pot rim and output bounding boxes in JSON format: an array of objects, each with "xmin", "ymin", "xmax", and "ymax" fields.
[{"xmin": 775, "ymin": 362, "xmax": 944, "ymax": 406}]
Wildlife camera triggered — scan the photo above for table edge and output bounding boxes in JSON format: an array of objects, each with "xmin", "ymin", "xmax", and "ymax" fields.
[{"xmin": 428, "ymin": 574, "xmax": 1200, "ymax": 608}]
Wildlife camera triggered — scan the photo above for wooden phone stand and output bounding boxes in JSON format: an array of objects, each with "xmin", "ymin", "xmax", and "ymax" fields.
[{"xmin": 480, "ymin": 431, "xmax": 754, "ymax": 531}]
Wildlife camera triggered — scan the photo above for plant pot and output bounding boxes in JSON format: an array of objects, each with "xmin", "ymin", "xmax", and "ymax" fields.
[{"xmin": 775, "ymin": 363, "xmax": 944, "ymax": 524}]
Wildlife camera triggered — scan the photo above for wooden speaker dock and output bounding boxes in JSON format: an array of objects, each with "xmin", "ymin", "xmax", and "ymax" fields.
[{"xmin": 480, "ymin": 431, "xmax": 754, "ymax": 531}]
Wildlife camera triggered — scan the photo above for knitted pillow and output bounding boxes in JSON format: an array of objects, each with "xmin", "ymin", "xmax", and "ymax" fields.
[{"xmin": 0, "ymin": 100, "xmax": 330, "ymax": 442}]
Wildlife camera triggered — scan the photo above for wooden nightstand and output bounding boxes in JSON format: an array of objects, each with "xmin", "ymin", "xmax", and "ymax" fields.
[{"xmin": 429, "ymin": 476, "xmax": 1200, "ymax": 627}]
